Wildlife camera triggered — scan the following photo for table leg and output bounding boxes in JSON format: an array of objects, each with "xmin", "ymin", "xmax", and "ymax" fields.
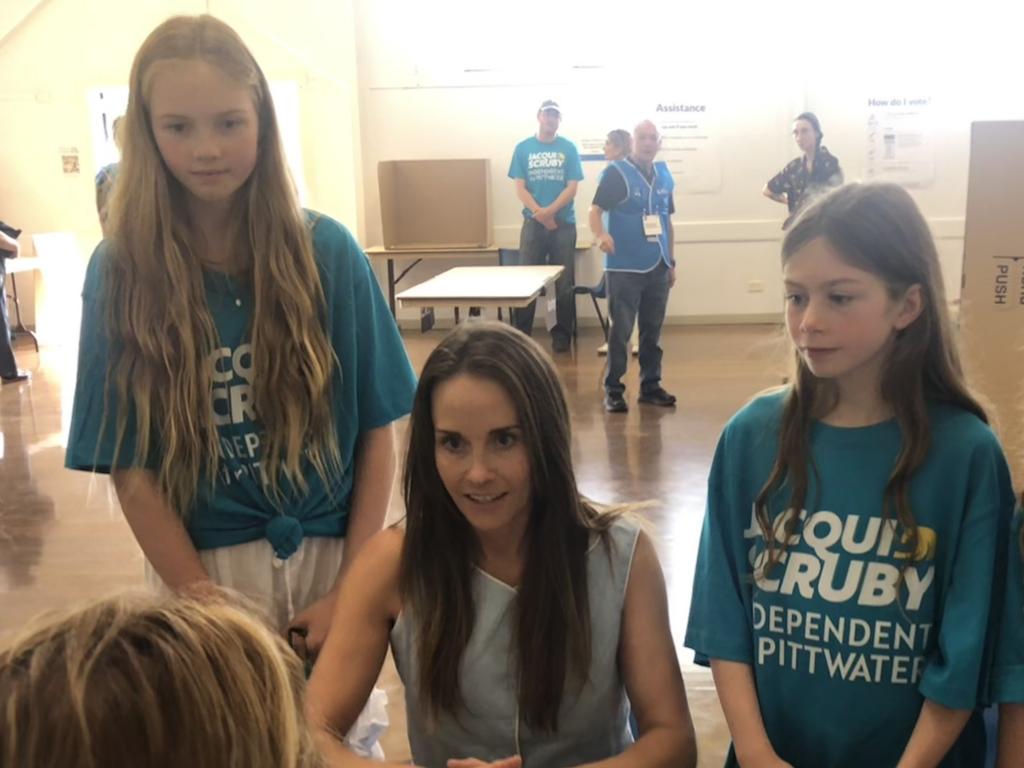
[
  {"xmin": 387, "ymin": 258, "xmax": 396, "ymax": 318},
  {"xmin": 8, "ymin": 273, "xmax": 39, "ymax": 352}
]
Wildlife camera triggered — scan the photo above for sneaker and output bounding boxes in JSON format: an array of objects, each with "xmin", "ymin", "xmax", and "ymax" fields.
[
  {"xmin": 1, "ymin": 370, "xmax": 30, "ymax": 384},
  {"xmin": 604, "ymin": 391, "xmax": 628, "ymax": 413},
  {"xmin": 598, "ymin": 343, "xmax": 637, "ymax": 356},
  {"xmin": 638, "ymin": 387, "xmax": 676, "ymax": 407},
  {"xmin": 552, "ymin": 336, "xmax": 572, "ymax": 354}
]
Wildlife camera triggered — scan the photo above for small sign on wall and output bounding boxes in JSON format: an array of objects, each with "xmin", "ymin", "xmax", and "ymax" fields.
[
  {"xmin": 59, "ymin": 146, "xmax": 80, "ymax": 175},
  {"xmin": 865, "ymin": 96, "xmax": 934, "ymax": 187},
  {"xmin": 652, "ymin": 100, "xmax": 722, "ymax": 193}
]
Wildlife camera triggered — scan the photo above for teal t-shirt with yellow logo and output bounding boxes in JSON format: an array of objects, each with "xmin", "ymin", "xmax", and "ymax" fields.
[
  {"xmin": 993, "ymin": 510, "xmax": 1024, "ymax": 703},
  {"xmin": 685, "ymin": 390, "xmax": 1015, "ymax": 768},
  {"xmin": 508, "ymin": 135, "xmax": 584, "ymax": 224}
]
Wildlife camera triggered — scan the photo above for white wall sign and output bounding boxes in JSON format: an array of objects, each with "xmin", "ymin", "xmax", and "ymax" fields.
[
  {"xmin": 865, "ymin": 96, "xmax": 934, "ymax": 186},
  {"xmin": 59, "ymin": 146, "xmax": 79, "ymax": 174},
  {"xmin": 579, "ymin": 137, "xmax": 607, "ymax": 158},
  {"xmin": 651, "ymin": 101, "xmax": 721, "ymax": 193}
]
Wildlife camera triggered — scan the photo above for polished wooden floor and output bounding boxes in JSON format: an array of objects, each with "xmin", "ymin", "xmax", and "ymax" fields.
[{"xmin": 0, "ymin": 324, "xmax": 789, "ymax": 767}]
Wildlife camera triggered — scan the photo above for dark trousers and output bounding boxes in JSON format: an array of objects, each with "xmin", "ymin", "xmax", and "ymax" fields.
[
  {"xmin": 604, "ymin": 262, "xmax": 670, "ymax": 395},
  {"xmin": 511, "ymin": 218, "xmax": 576, "ymax": 342},
  {"xmin": 0, "ymin": 259, "xmax": 17, "ymax": 378}
]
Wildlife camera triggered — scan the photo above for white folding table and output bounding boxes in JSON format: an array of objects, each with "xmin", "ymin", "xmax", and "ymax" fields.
[{"xmin": 396, "ymin": 265, "xmax": 564, "ymax": 326}]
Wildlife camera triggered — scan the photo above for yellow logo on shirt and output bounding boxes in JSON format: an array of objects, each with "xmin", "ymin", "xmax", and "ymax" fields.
[{"xmin": 894, "ymin": 527, "xmax": 937, "ymax": 561}]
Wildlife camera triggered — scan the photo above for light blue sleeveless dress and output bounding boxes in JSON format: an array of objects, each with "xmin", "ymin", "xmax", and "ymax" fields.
[{"xmin": 391, "ymin": 517, "xmax": 640, "ymax": 767}]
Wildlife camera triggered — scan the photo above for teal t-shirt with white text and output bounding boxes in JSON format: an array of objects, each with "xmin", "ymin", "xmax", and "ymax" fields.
[
  {"xmin": 993, "ymin": 509, "xmax": 1024, "ymax": 703},
  {"xmin": 685, "ymin": 390, "xmax": 1015, "ymax": 768},
  {"xmin": 65, "ymin": 212, "xmax": 417, "ymax": 558},
  {"xmin": 508, "ymin": 135, "xmax": 584, "ymax": 224}
]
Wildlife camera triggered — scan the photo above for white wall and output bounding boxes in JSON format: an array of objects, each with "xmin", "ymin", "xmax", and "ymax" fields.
[
  {"xmin": 5, "ymin": 0, "xmax": 1024, "ymax": 328},
  {"xmin": 353, "ymin": 0, "xmax": 1024, "ymax": 326}
]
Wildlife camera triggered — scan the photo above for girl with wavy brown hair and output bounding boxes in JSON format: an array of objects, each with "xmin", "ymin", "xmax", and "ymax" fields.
[
  {"xmin": 63, "ymin": 13, "xmax": 415, "ymax": 704},
  {"xmin": 686, "ymin": 183, "xmax": 1016, "ymax": 767}
]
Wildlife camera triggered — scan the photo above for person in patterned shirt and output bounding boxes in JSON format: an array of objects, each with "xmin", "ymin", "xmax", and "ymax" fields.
[{"xmin": 763, "ymin": 112, "xmax": 843, "ymax": 228}]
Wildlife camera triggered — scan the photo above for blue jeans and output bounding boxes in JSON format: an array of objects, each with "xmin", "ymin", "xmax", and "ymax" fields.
[
  {"xmin": 604, "ymin": 262, "xmax": 670, "ymax": 395},
  {"xmin": 512, "ymin": 218, "xmax": 576, "ymax": 342},
  {"xmin": 0, "ymin": 258, "xmax": 17, "ymax": 377}
]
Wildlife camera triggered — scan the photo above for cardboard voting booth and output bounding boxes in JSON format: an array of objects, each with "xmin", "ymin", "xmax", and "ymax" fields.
[
  {"xmin": 960, "ymin": 121, "xmax": 1024, "ymax": 490},
  {"xmin": 378, "ymin": 159, "xmax": 492, "ymax": 249}
]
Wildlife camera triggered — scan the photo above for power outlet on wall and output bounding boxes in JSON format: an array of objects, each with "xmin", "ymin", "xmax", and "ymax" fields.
[{"xmin": 747, "ymin": 280, "xmax": 765, "ymax": 293}]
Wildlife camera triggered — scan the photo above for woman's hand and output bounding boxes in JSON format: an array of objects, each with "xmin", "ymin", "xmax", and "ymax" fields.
[{"xmin": 289, "ymin": 588, "xmax": 338, "ymax": 654}]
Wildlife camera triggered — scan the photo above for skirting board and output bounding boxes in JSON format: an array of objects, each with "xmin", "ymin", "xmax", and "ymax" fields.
[{"xmin": 396, "ymin": 312, "xmax": 783, "ymax": 331}]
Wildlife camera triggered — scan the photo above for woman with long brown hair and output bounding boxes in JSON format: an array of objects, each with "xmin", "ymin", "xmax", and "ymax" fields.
[
  {"xmin": 63, "ymin": 13, "xmax": 415, "ymax": 721},
  {"xmin": 686, "ymin": 183, "xmax": 1015, "ymax": 767},
  {"xmin": 307, "ymin": 322, "xmax": 696, "ymax": 767}
]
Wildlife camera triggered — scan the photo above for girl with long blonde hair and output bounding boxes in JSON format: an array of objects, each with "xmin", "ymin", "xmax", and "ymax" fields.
[
  {"xmin": 686, "ymin": 183, "xmax": 1015, "ymax": 767},
  {"xmin": 0, "ymin": 593, "xmax": 322, "ymax": 768},
  {"xmin": 64, "ymin": 14, "xmax": 415, "ymax": 689}
]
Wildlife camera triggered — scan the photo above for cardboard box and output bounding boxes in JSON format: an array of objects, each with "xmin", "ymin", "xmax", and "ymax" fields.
[
  {"xmin": 378, "ymin": 159, "xmax": 492, "ymax": 249},
  {"xmin": 960, "ymin": 121, "xmax": 1024, "ymax": 490}
]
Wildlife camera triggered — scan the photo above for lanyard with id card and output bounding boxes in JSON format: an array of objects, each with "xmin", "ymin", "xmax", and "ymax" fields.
[
  {"xmin": 643, "ymin": 214, "xmax": 663, "ymax": 240},
  {"xmin": 643, "ymin": 177, "xmax": 664, "ymax": 241}
]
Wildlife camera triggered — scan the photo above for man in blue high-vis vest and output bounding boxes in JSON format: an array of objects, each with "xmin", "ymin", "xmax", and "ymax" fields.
[
  {"xmin": 589, "ymin": 120, "xmax": 676, "ymax": 413},
  {"xmin": 508, "ymin": 100, "xmax": 584, "ymax": 353}
]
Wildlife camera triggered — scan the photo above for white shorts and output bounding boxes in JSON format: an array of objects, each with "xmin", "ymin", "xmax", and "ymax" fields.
[
  {"xmin": 145, "ymin": 535, "xmax": 387, "ymax": 759},
  {"xmin": 145, "ymin": 536, "xmax": 346, "ymax": 631}
]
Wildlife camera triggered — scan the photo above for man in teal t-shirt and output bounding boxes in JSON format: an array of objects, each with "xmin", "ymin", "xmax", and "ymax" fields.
[{"xmin": 507, "ymin": 100, "xmax": 583, "ymax": 353}]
